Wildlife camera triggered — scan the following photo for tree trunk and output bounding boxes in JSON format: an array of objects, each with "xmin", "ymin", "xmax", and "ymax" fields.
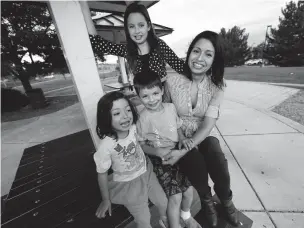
[
  {"xmin": 29, "ymin": 53, "xmax": 35, "ymax": 64},
  {"xmin": 9, "ymin": 65, "xmax": 33, "ymax": 92},
  {"xmin": 19, "ymin": 75, "xmax": 33, "ymax": 92}
]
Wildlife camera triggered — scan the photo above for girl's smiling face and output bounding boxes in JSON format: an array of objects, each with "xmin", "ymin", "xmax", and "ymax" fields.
[
  {"xmin": 188, "ymin": 38, "xmax": 215, "ymax": 76},
  {"xmin": 127, "ymin": 12, "xmax": 151, "ymax": 45},
  {"xmin": 111, "ymin": 98, "xmax": 133, "ymax": 137}
]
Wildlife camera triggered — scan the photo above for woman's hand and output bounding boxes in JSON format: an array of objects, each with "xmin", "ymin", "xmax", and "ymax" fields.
[
  {"xmin": 96, "ymin": 199, "xmax": 112, "ymax": 218},
  {"xmin": 162, "ymin": 149, "xmax": 186, "ymax": 166},
  {"xmin": 179, "ymin": 138, "xmax": 194, "ymax": 151}
]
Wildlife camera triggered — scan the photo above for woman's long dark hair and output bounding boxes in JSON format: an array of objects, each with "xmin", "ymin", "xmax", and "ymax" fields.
[
  {"xmin": 184, "ymin": 31, "xmax": 225, "ymax": 89},
  {"xmin": 96, "ymin": 91, "xmax": 138, "ymax": 141},
  {"xmin": 124, "ymin": 2, "xmax": 159, "ymax": 73}
]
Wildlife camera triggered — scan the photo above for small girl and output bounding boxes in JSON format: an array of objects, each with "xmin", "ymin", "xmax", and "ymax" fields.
[
  {"xmin": 82, "ymin": 2, "xmax": 186, "ymax": 80},
  {"xmin": 93, "ymin": 91, "xmax": 168, "ymax": 228}
]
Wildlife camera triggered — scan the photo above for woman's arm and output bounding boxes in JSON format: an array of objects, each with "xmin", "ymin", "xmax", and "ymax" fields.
[
  {"xmin": 191, "ymin": 117, "xmax": 217, "ymax": 147},
  {"xmin": 163, "ymin": 81, "xmax": 172, "ymax": 102},
  {"xmin": 80, "ymin": 1, "xmax": 127, "ymax": 57},
  {"xmin": 191, "ymin": 87, "xmax": 225, "ymax": 147},
  {"xmin": 159, "ymin": 39, "xmax": 186, "ymax": 75}
]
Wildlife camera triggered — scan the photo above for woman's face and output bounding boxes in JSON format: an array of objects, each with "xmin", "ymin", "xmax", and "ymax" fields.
[
  {"xmin": 127, "ymin": 12, "xmax": 151, "ymax": 45},
  {"xmin": 188, "ymin": 38, "xmax": 215, "ymax": 76}
]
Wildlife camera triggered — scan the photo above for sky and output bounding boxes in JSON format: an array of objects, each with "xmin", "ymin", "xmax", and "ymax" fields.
[
  {"xmin": 22, "ymin": 0, "xmax": 298, "ymax": 64},
  {"xmin": 103, "ymin": 0, "xmax": 298, "ymax": 62},
  {"xmin": 148, "ymin": 0, "xmax": 298, "ymax": 57}
]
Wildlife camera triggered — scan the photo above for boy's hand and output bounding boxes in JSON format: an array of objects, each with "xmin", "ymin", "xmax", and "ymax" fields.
[
  {"xmin": 158, "ymin": 147, "xmax": 172, "ymax": 158},
  {"xmin": 162, "ymin": 149, "xmax": 185, "ymax": 165},
  {"xmin": 96, "ymin": 199, "xmax": 111, "ymax": 218},
  {"xmin": 180, "ymin": 138, "xmax": 194, "ymax": 151}
]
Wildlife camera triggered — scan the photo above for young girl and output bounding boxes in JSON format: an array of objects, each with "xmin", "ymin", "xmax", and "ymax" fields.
[
  {"xmin": 82, "ymin": 2, "xmax": 186, "ymax": 80},
  {"xmin": 93, "ymin": 91, "xmax": 168, "ymax": 228}
]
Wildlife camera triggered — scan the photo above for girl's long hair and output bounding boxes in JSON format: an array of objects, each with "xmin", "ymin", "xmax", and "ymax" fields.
[{"xmin": 124, "ymin": 2, "xmax": 159, "ymax": 73}]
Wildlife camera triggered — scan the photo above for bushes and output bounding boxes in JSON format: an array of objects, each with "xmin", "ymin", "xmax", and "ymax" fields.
[{"xmin": 1, "ymin": 88, "xmax": 29, "ymax": 113}]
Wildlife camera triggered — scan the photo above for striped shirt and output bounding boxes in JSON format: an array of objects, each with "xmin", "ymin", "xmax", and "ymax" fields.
[{"xmin": 164, "ymin": 73, "xmax": 225, "ymax": 138}]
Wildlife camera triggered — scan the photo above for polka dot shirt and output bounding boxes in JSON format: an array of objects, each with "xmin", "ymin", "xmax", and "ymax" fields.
[{"xmin": 89, "ymin": 34, "xmax": 186, "ymax": 79}]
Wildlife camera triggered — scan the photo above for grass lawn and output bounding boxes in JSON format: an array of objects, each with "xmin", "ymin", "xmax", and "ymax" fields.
[
  {"xmin": 3, "ymin": 67, "xmax": 304, "ymax": 125},
  {"xmin": 272, "ymin": 89, "xmax": 304, "ymax": 125},
  {"xmin": 224, "ymin": 66, "xmax": 304, "ymax": 84},
  {"xmin": 1, "ymin": 95, "xmax": 79, "ymax": 122}
]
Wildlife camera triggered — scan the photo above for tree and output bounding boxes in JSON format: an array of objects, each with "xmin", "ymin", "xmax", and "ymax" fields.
[
  {"xmin": 219, "ymin": 26, "xmax": 251, "ymax": 66},
  {"xmin": 2, "ymin": 1, "xmax": 105, "ymax": 91},
  {"xmin": 265, "ymin": 1, "xmax": 304, "ymax": 66},
  {"xmin": 1, "ymin": 1, "xmax": 57, "ymax": 91},
  {"xmin": 251, "ymin": 42, "xmax": 264, "ymax": 59}
]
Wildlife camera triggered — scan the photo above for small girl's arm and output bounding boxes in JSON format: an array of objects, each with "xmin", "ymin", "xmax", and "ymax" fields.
[
  {"xmin": 97, "ymin": 172, "xmax": 110, "ymax": 202},
  {"xmin": 93, "ymin": 140, "xmax": 112, "ymax": 218},
  {"xmin": 96, "ymin": 172, "xmax": 112, "ymax": 218}
]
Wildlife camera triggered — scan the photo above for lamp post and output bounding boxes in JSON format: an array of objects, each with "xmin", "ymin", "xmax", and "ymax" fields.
[
  {"xmin": 251, "ymin": 42, "xmax": 255, "ymax": 59},
  {"xmin": 261, "ymin": 25, "xmax": 272, "ymax": 67},
  {"xmin": 299, "ymin": 1, "xmax": 304, "ymax": 28}
]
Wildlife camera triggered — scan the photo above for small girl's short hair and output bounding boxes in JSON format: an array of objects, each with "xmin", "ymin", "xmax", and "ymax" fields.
[
  {"xmin": 96, "ymin": 91, "xmax": 138, "ymax": 140},
  {"xmin": 133, "ymin": 70, "xmax": 162, "ymax": 95}
]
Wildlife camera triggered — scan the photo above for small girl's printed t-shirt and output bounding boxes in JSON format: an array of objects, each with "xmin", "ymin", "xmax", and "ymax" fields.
[
  {"xmin": 93, "ymin": 125, "xmax": 146, "ymax": 182},
  {"xmin": 137, "ymin": 103, "xmax": 183, "ymax": 148}
]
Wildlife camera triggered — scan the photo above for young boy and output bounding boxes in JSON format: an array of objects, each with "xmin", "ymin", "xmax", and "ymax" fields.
[{"xmin": 134, "ymin": 70, "xmax": 201, "ymax": 228}]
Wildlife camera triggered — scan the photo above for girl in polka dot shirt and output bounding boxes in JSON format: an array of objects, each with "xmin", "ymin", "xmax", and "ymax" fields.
[{"xmin": 82, "ymin": 2, "xmax": 186, "ymax": 80}]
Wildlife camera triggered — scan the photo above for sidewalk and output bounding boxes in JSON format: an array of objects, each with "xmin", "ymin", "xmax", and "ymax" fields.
[{"xmin": 1, "ymin": 80, "xmax": 304, "ymax": 227}]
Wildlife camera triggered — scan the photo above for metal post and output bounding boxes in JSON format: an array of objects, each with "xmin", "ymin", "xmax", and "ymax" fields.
[{"xmin": 261, "ymin": 25, "xmax": 271, "ymax": 67}]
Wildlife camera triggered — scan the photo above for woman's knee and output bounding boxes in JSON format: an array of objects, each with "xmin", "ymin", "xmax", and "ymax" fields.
[
  {"xmin": 200, "ymin": 136, "xmax": 219, "ymax": 149},
  {"xmin": 199, "ymin": 137, "xmax": 226, "ymax": 159}
]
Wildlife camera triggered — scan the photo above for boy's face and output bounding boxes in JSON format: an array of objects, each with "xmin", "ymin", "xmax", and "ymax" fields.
[{"xmin": 138, "ymin": 86, "xmax": 164, "ymax": 112}]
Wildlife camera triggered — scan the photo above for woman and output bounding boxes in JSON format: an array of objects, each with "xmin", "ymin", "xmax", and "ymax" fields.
[{"xmin": 162, "ymin": 31, "xmax": 239, "ymax": 227}]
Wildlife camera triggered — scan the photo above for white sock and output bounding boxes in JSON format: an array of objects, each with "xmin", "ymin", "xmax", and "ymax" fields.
[{"xmin": 180, "ymin": 209, "xmax": 191, "ymax": 220}]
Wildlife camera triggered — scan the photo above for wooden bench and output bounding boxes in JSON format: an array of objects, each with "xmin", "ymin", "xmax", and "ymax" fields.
[
  {"xmin": 1, "ymin": 130, "xmax": 131, "ymax": 228},
  {"xmin": 1, "ymin": 129, "xmax": 252, "ymax": 228}
]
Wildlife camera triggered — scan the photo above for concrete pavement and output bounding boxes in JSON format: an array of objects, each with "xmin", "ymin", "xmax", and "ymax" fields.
[{"xmin": 1, "ymin": 80, "xmax": 304, "ymax": 227}]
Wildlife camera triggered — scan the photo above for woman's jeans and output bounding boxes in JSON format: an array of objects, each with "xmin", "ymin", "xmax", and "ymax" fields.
[{"xmin": 177, "ymin": 136, "xmax": 231, "ymax": 200}]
